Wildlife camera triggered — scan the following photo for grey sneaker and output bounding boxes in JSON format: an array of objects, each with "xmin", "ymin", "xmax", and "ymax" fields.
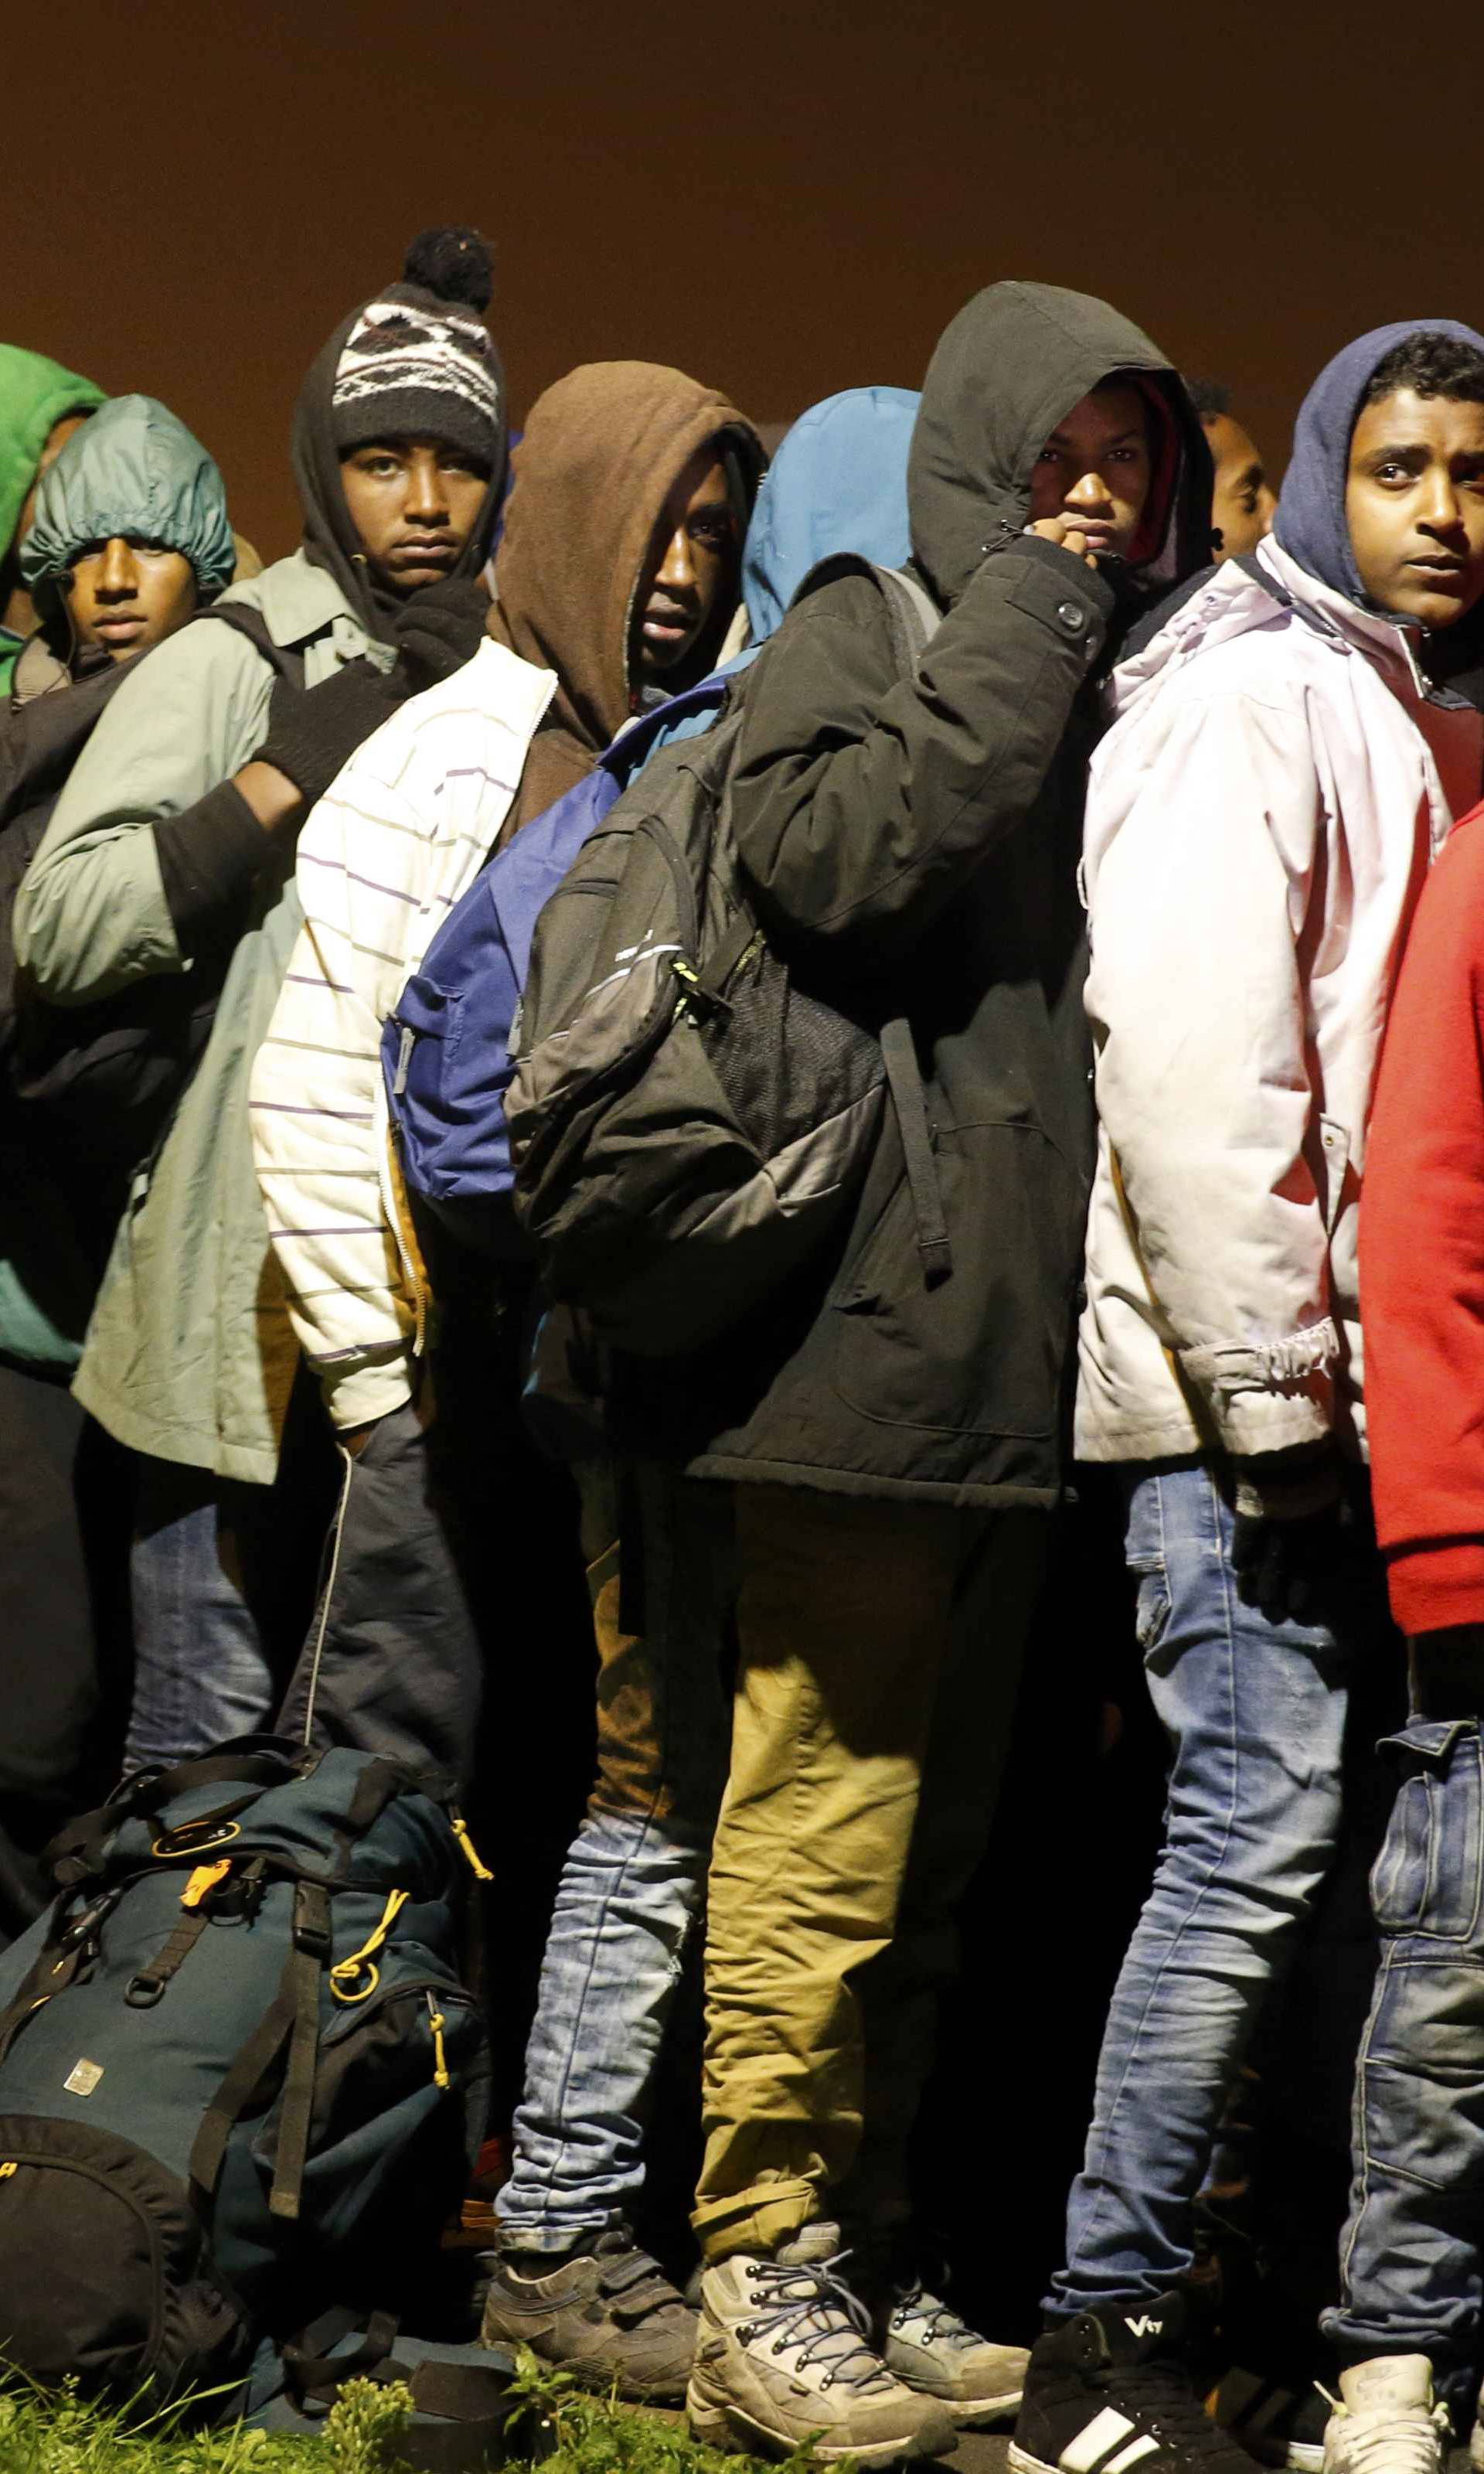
[
  {"xmin": 881, "ymin": 2279, "xmax": 1029, "ymax": 2428},
  {"xmin": 1322, "ymin": 2358, "xmax": 1450, "ymax": 2474},
  {"xmin": 686, "ymin": 2220, "xmax": 958, "ymax": 2466},
  {"xmin": 479, "ymin": 2225, "xmax": 696, "ymax": 2401}
]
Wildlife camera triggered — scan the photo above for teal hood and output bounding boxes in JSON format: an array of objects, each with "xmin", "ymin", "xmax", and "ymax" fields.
[
  {"xmin": 741, "ymin": 385, "xmax": 919, "ymax": 643},
  {"xmin": 21, "ymin": 394, "xmax": 234, "ymax": 612}
]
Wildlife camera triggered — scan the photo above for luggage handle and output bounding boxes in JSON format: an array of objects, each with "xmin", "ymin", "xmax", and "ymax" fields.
[
  {"xmin": 48, "ymin": 1750, "xmax": 297, "ymax": 1888},
  {"xmin": 283, "ymin": 2309, "xmax": 556, "ymax": 2465}
]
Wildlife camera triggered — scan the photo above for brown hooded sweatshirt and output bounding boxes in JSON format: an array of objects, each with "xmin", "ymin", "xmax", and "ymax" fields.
[{"xmin": 490, "ymin": 360, "xmax": 764, "ymax": 838}]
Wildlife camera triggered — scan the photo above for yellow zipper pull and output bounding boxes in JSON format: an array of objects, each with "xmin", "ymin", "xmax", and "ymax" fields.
[
  {"xmin": 426, "ymin": 1995, "xmax": 451, "ymax": 2090},
  {"xmin": 0, "ymin": 2161, "xmax": 18, "ymax": 2180},
  {"xmin": 449, "ymin": 1814, "xmax": 493, "ymax": 1882},
  {"xmin": 181, "ymin": 1860, "xmax": 232, "ymax": 1910}
]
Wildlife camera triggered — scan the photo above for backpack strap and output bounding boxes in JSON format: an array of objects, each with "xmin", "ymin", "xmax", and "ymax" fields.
[
  {"xmin": 188, "ymin": 1878, "xmax": 332, "ymax": 2223},
  {"xmin": 880, "ymin": 1021, "xmax": 951, "ymax": 1285},
  {"xmin": 0, "ymin": 1935, "xmax": 87, "ymax": 2067},
  {"xmin": 788, "ymin": 552, "xmax": 944, "ymax": 673},
  {"xmin": 270, "ymin": 1879, "xmax": 333, "ymax": 2220},
  {"xmin": 124, "ymin": 1906, "xmax": 213, "ymax": 2009},
  {"xmin": 869, "ymin": 564, "xmax": 942, "ymax": 670},
  {"xmin": 46, "ymin": 1750, "xmax": 295, "ymax": 1888},
  {"xmin": 190, "ymin": 601, "xmax": 309, "ymax": 692},
  {"xmin": 787, "ymin": 554, "xmax": 953, "ymax": 1290}
]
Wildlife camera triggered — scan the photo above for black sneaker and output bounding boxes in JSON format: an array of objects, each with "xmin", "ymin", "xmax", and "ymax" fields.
[
  {"xmin": 1213, "ymin": 2367, "xmax": 1329, "ymax": 2471},
  {"xmin": 1010, "ymin": 2293, "xmax": 1256, "ymax": 2474}
]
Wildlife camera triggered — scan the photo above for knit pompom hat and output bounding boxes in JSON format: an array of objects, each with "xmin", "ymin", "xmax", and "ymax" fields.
[{"xmin": 331, "ymin": 227, "xmax": 500, "ymax": 467}]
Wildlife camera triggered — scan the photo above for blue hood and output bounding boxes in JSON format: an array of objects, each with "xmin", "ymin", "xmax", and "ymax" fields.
[
  {"xmin": 1275, "ymin": 319, "xmax": 1484, "ymax": 605},
  {"xmin": 741, "ymin": 386, "xmax": 918, "ymax": 644}
]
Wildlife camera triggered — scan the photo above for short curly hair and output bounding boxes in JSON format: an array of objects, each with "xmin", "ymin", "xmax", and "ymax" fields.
[{"xmin": 1363, "ymin": 331, "xmax": 1484, "ymax": 410}]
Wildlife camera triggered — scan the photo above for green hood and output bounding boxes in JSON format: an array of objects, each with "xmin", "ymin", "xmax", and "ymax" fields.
[
  {"xmin": 0, "ymin": 346, "xmax": 106, "ymax": 564},
  {"xmin": 21, "ymin": 393, "xmax": 235, "ymax": 615}
]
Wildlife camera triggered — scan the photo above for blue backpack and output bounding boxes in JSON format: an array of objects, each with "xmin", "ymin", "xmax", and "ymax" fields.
[{"xmin": 383, "ymin": 674, "xmax": 734, "ymax": 1258}]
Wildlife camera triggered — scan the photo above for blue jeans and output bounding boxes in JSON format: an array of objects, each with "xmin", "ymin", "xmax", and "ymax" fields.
[
  {"xmin": 1047, "ymin": 1460, "xmax": 1358, "ymax": 2317},
  {"xmin": 1325, "ymin": 1706, "xmax": 1484, "ymax": 2390},
  {"xmin": 497, "ymin": 1460, "xmax": 735, "ymax": 2251},
  {"xmin": 126, "ymin": 1385, "xmax": 339, "ymax": 1773}
]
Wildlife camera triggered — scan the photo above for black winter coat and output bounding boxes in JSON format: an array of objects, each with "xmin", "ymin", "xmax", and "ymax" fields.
[{"xmin": 621, "ymin": 282, "xmax": 1213, "ymax": 1509}]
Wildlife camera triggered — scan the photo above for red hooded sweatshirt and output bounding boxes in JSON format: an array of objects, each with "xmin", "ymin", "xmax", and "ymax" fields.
[{"xmin": 1363, "ymin": 798, "xmax": 1484, "ymax": 1634}]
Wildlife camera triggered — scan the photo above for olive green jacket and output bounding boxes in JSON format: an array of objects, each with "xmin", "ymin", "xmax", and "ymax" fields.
[{"xmin": 15, "ymin": 550, "xmax": 383, "ymax": 1480}]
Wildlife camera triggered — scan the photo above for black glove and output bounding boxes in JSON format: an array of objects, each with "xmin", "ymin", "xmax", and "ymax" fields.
[
  {"xmin": 391, "ymin": 578, "xmax": 491, "ymax": 697},
  {"xmin": 1230, "ymin": 1450, "xmax": 1350, "ymax": 1624},
  {"xmin": 255, "ymin": 659, "xmax": 403, "ymax": 807}
]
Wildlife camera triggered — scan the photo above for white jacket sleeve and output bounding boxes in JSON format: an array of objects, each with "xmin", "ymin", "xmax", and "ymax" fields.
[
  {"xmin": 251, "ymin": 640, "xmax": 556, "ymax": 1432},
  {"xmin": 251, "ymin": 755, "xmax": 430, "ymax": 1432},
  {"xmin": 1085, "ymin": 683, "xmax": 1336, "ymax": 1454}
]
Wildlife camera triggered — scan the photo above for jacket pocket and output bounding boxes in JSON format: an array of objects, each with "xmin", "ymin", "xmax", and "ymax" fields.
[
  {"xmin": 829, "ymin": 1119, "xmax": 1073, "ymax": 1441},
  {"xmin": 1370, "ymin": 1719, "xmax": 1484, "ymax": 1943}
]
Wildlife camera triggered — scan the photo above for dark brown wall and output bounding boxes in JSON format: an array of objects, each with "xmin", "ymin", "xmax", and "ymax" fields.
[{"xmin": 9, "ymin": 0, "xmax": 1482, "ymax": 557}]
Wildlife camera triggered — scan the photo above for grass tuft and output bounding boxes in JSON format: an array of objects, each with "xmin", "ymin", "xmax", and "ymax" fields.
[{"xmin": 0, "ymin": 2350, "xmax": 847, "ymax": 2472}]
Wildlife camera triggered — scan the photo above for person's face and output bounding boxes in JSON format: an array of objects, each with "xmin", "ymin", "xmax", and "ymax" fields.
[
  {"xmin": 631, "ymin": 451, "xmax": 738, "ymax": 680},
  {"xmin": 1203, "ymin": 411, "xmax": 1276, "ymax": 561},
  {"xmin": 10, "ymin": 413, "xmax": 90, "ymax": 562},
  {"xmin": 1027, "ymin": 384, "xmax": 1152, "ymax": 561},
  {"xmin": 67, "ymin": 536, "xmax": 199, "ymax": 660},
  {"xmin": 1346, "ymin": 389, "xmax": 1484, "ymax": 631},
  {"xmin": 339, "ymin": 435, "xmax": 490, "ymax": 597}
]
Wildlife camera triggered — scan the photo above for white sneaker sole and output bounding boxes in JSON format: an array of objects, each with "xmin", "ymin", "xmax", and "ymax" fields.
[
  {"xmin": 689, "ymin": 2386, "xmax": 955, "ymax": 2466},
  {"xmin": 1009, "ymin": 2442, "xmax": 1060, "ymax": 2474}
]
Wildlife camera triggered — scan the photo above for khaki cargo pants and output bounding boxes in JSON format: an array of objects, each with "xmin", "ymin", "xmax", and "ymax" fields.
[{"xmin": 693, "ymin": 1481, "xmax": 1045, "ymax": 2261}]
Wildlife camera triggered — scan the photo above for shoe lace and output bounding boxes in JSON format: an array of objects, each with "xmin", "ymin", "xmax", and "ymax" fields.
[
  {"xmin": 742, "ymin": 2252, "xmax": 893, "ymax": 2394},
  {"xmin": 891, "ymin": 2278, "xmax": 979, "ymax": 2350},
  {"xmin": 1329, "ymin": 2397, "xmax": 1450, "ymax": 2474}
]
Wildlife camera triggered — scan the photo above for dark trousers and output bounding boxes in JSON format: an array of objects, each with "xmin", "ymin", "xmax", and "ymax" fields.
[
  {"xmin": 0, "ymin": 1362, "xmax": 129, "ymax": 1943},
  {"xmin": 277, "ymin": 1399, "xmax": 484, "ymax": 1787}
]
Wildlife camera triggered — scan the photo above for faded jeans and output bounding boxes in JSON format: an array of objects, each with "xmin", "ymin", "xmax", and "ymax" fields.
[
  {"xmin": 126, "ymin": 1375, "xmax": 339, "ymax": 1774},
  {"xmin": 497, "ymin": 1460, "xmax": 736, "ymax": 2251},
  {"xmin": 1326, "ymin": 1635, "xmax": 1484, "ymax": 2395},
  {"xmin": 1048, "ymin": 1459, "xmax": 1376, "ymax": 2318}
]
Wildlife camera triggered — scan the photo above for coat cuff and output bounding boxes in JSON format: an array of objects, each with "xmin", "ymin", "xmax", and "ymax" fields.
[
  {"xmin": 151, "ymin": 779, "xmax": 269, "ymax": 955},
  {"xmin": 1387, "ymin": 1538, "xmax": 1484, "ymax": 1638},
  {"xmin": 1181, "ymin": 1317, "xmax": 1340, "ymax": 1399}
]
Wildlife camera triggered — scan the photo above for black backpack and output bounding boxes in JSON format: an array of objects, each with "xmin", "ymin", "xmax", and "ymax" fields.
[
  {"xmin": 507, "ymin": 558, "xmax": 952, "ymax": 1355},
  {"xmin": 0, "ymin": 1737, "xmax": 488, "ymax": 2416}
]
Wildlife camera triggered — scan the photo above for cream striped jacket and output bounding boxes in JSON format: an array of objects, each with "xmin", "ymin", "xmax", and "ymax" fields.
[{"xmin": 250, "ymin": 637, "xmax": 556, "ymax": 1430}]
